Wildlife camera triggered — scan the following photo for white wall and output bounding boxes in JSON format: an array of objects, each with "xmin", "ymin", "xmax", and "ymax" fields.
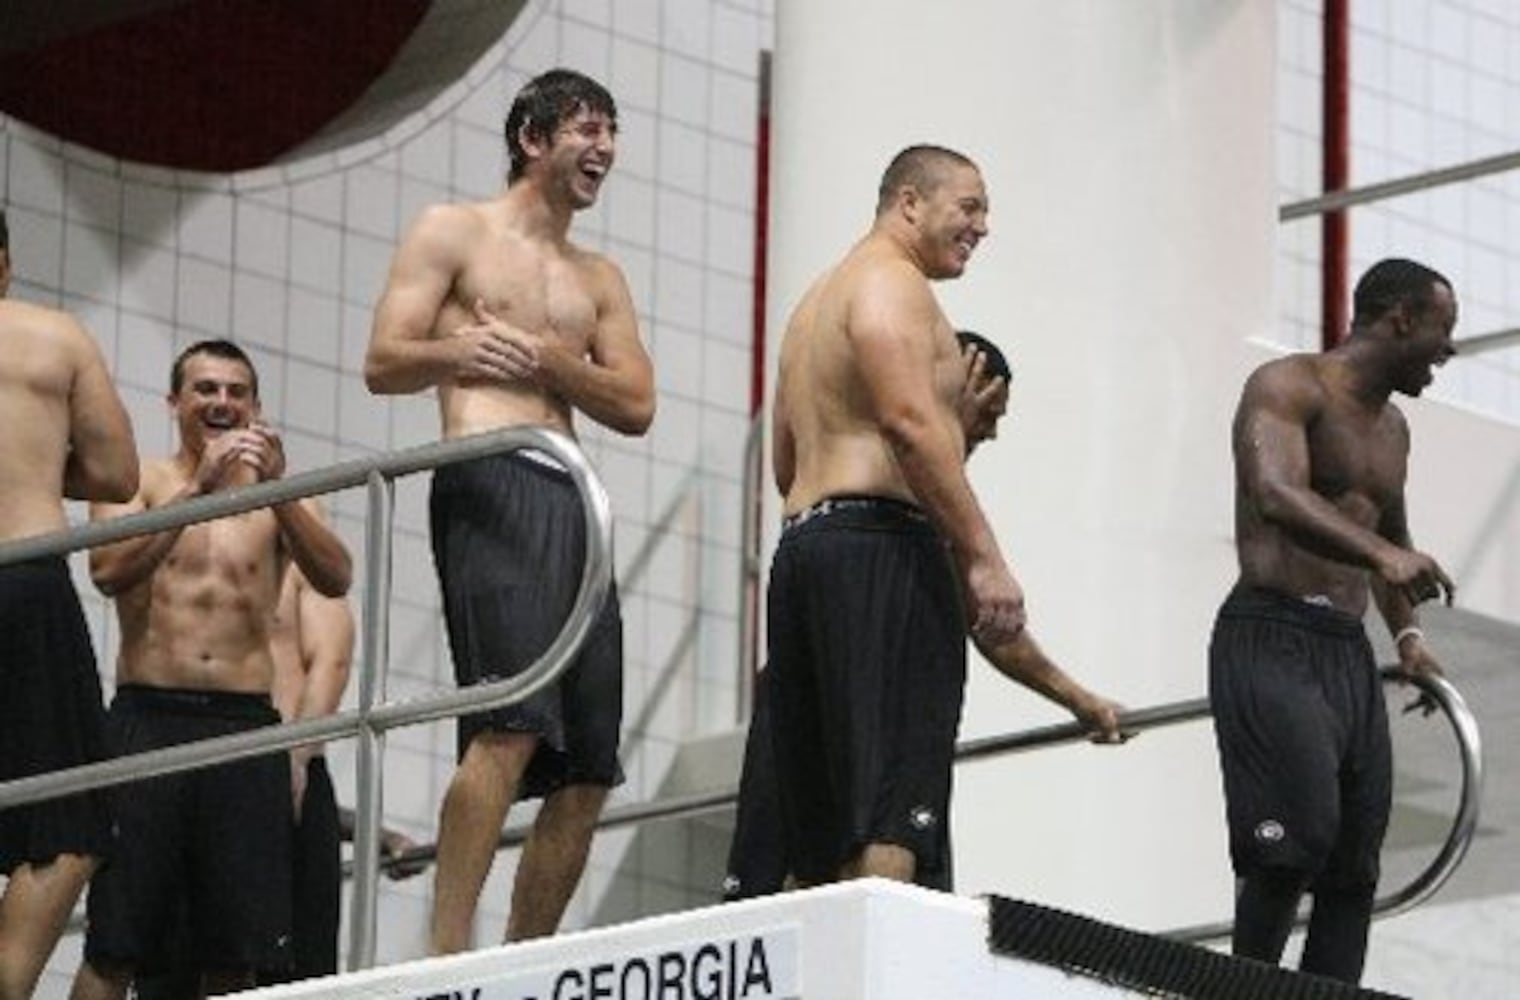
[{"xmin": 766, "ymin": 0, "xmax": 1278, "ymax": 929}]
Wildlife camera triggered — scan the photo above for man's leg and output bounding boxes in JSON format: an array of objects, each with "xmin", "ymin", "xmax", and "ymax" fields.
[
  {"xmin": 0, "ymin": 854, "xmax": 95, "ymax": 1000},
  {"xmin": 505, "ymin": 783, "xmax": 608, "ymax": 942},
  {"xmin": 842, "ymin": 843, "xmax": 915, "ymax": 884},
  {"xmin": 68, "ymin": 961, "xmax": 131, "ymax": 1000},
  {"xmin": 1231, "ymin": 868, "xmax": 1308, "ymax": 967},
  {"xmin": 431, "ymin": 732, "xmax": 536, "ymax": 954},
  {"xmin": 1299, "ymin": 883, "xmax": 1375, "ymax": 984}
]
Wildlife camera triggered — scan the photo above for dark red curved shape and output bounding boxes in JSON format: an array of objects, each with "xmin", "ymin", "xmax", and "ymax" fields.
[{"xmin": 0, "ymin": 0, "xmax": 430, "ymax": 172}]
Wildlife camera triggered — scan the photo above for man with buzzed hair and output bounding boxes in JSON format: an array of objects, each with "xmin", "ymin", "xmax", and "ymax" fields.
[
  {"xmin": 1211, "ymin": 257, "xmax": 1458, "ymax": 984},
  {"xmin": 0, "ymin": 208, "xmax": 139, "ymax": 999},
  {"xmin": 726, "ymin": 330, "xmax": 1124, "ymax": 900},
  {"xmin": 73, "ymin": 339, "xmax": 352, "ymax": 1000},
  {"xmin": 367, "ymin": 67, "xmax": 653, "ymax": 952},
  {"xmin": 766, "ymin": 145, "xmax": 1026, "ymax": 889}
]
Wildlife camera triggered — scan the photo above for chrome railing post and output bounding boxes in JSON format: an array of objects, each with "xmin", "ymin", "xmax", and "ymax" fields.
[
  {"xmin": 348, "ymin": 469, "xmax": 394, "ymax": 970},
  {"xmin": 735, "ymin": 415, "xmax": 764, "ymax": 724}
]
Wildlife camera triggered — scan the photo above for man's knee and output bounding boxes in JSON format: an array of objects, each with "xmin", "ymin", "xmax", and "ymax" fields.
[
  {"xmin": 458, "ymin": 731, "xmax": 538, "ymax": 786},
  {"xmin": 539, "ymin": 784, "xmax": 609, "ymax": 836},
  {"xmin": 847, "ymin": 843, "xmax": 916, "ymax": 883}
]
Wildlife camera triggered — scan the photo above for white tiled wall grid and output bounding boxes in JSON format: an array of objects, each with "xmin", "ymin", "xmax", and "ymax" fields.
[
  {"xmin": 2, "ymin": 0, "xmax": 773, "ymax": 985},
  {"xmin": 1276, "ymin": 0, "xmax": 1520, "ymax": 424}
]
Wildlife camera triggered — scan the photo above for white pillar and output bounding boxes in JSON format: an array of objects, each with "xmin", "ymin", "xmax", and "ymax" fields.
[{"xmin": 765, "ymin": 0, "xmax": 1277, "ymax": 928}]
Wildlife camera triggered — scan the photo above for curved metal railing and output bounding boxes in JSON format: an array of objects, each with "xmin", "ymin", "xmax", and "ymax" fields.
[{"xmin": 0, "ymin": 425, "xmax": 614, "ymax": 968}]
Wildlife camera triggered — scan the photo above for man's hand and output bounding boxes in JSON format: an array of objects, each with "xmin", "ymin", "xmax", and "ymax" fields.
[
  {"xmin": 289, "ymin": 748, "xmax": 311, "ymax": 823},
  {"xmin": 450, "ymin": 299, "xmax": 545, "ymax": 384},
  {"xmin": 965, "ymin": 558, "xmax": 1026, "ymax": 647},
  {"xmin": 194, "ymin": 429, "xmax": 266, "ymax": 492},
  {"xmin": 240, "ymin": 421, "xmax": 286, "ymax": 481},
  {"xmin": 1394, "ymin": 630, "xmax": 1445, "ymax": 717},
  {"xmin": 1377, "ymin": 547, "xmax": 1456, "ymax": 608},
  {"xmin": 380, "ymin": 828, "xmax": 428, "ymax": 880},
  {"xmin": 1071, "ymin": 693, "xmax": 1131, "ymax": 745}
]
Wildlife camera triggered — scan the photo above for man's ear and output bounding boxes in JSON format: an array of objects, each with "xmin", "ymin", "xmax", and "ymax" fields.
[
  {"xmin": 899, "ymin": 185, "xmax": 921, "ymax": 224},
  {"xmin": 517, "ymin": 120, "xmax": 546, "ymax": 164}
]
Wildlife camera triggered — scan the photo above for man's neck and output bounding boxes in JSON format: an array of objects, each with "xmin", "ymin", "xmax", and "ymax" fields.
[{"xmin": 500, "ymin": 178, "xmax": 575, "ymax": 243}]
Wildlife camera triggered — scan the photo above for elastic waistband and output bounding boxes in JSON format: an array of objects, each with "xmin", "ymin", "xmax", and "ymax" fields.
[
  {"xmin": 437, "ymin": 449, "xmax": 573, "ymax": 488},
  {"xmin": 782, "ymin": 494, "xmax": 928, "ymax": 532},
  {"xmin": 1218, "ymin": 585, "xmax": 1365, "ymax": 637},
  {"xmin": 514, "ymin": 447, "xmax": 568, "ymax": 474},
  {"xmin": 114, "ymin": 683, "xmax": 278, "ymax": 720}
]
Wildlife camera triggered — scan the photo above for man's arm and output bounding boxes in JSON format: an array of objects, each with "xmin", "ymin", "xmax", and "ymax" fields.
[
  {"xmin": 539, "ymin": 259, "xmax": 654, "ymax": 434},
  {"xmin": 850, "ymin": 266, "xmax": 1023, "ymax": 641},
  {"xmin": 289, "ymin": 569, "xmax": 355, "ymax": 725},
  {"xmin": 63, "ymin": 316, "xmax": 139, "ymax": 503},
  {"xmin": 465, "ymin": 257, "xmax": 655, "ymax": 436},
  {"xmin": 772, "ymin": 373, "xmax": 796, "ymax": 497},
  {"xmin": 1371, "ymin": 492, "xmax": 1447, "ymax": 714},
  {"xmin": 89, "ymin": 462, "xmax": 198, "ymax": 596},
  {"xmin": 273, "ymin": 498, "xmax": 353, "ymax": 598},
  {"xmin": 285, "ymin": 566, "xmax": 356, "ymax": 812},
  {"xmin": 1237, "ymin": 364, "xmax": 1453, "ymax": 605},
  {"xmin": 974, "ymin": 631, "xmax": 1126, "ymax": 743},
  {"xmin": 366, "ymin": 206, "xmax": 518, "ymax": 395}
]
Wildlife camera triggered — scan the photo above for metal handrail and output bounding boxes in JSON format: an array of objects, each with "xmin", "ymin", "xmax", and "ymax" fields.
[
  {"xmin": 0, "ymin": 425, "xmax": 614, "ymax": 969},
  {"xmin": 374, "ymin": 668, "xmax": 1483, "ymax": 942},
  {"xmin": 1279, "ymin": 148, "xmax": 1520, "ymax": 221},
  {"xmin": 735, "ymin": 413, "xmax": 765, "ymax": 723}
]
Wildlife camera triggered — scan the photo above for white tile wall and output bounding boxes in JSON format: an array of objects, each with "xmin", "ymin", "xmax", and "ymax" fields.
[
  {"xmin": 5, "ymin": 2, "xmax": 774, "ymax": 989},
  {"xmin": 1276, "ymin": 0, "xmax": 1520, "ymax": 424}
]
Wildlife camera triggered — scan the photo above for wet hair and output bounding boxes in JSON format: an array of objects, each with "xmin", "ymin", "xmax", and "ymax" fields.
[
  {"xmin": 0, "ymin": 208, "xmax": 8, "ymax": 252},
  {"xmin": 1351, "ymin": 258, "xmax": 1452, "ymax": 330},
  {"xmin": 503, "ymin": 68, "xmax": 617, "ymax": 183},
  {"xmin": 876, "ymin": 144, "xmax": 975, "ymax": 216},
  {"xmin": 170, "ymin": 339, "xmax": 259, "ymax": 397},
  {"xmin": 956, "ymin": 330, "xmax": 1011, "ymax": 382}
]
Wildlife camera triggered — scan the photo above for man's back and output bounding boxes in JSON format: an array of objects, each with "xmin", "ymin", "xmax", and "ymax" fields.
[
  {"xmin": 775, "ymin": 237, "xmax": 966, "ymax": 514},
  {"xmin": 0, "ymin": 299, "xmax": 136, "ymax": 540}
]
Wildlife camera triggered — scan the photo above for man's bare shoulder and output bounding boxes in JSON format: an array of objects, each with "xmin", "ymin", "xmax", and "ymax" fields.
[
  {"xmin": 0, "ymin": 299, "xmax": 96, "ymax": 370},
  {"xmin": 405, "ymin": 200, "xmax": 491, "ymax": 251},
  {"xmin": 0, "ymin": 297, "xmax": 88, "ymax": 341},
  {"xmin": 564, "ymin": 241, "xmax": 630, "ymax": 291},
  {"xmin": 137, "ymin": 456, "xmax": 188, "ymax": 508},
  {"xmin": 1242, "ymin": 353, "xmax": 1329, "ymax": 411}
]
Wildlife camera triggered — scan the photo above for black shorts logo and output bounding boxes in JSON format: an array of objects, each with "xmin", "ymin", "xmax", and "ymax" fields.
[
  {"xmin": 1254, "ymin": 819, "xmax": 1286, "ymax": 844},
  {"xmin": 909, "ymin": 805, "xmax": 937, "ymax": 830}
]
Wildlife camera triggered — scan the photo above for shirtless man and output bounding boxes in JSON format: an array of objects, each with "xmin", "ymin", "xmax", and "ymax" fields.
[
  {"xmin": 365, "ymin": 68, "xmax": 653, "ymax": 952},
  {"xmin": 765, "ymin": 145, "xmax": 1025, "ymax": 889},
  {"xmin": 1210, "ymin": 258, "xmax": 1457, "ymax": 985},
  {"xmin": 73, "ymin": 339, "xmax": 352, "ymax": 999},
  {"xmin": 725, "ymin": 331, "xmax": 1123, "ymax": 900},
  {"xmin": 0, "ymin": 209, "xmax": 139, "ymax": 1000}
]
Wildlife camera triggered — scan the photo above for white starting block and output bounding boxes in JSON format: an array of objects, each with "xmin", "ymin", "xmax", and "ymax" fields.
[{"xmin": 243, "ymin": 879, "xmax": 1401, "ymax": 999}]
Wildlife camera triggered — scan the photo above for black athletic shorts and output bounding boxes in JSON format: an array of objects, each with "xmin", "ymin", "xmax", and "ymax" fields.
[
  {"xmin": 723, "ymin": 665, "xmax": 788, "ymax": 901},
  {"xmin": 0, "ymin": 556, "xmax": 112, "ymax": 874},
  {"xmin": 286, "ymin": 754, "xmax": 340, "ymax": 981},
  {"xmin": 136, "ymin": 755, "xmax": 340, "ymax": 996},
  {"xmin": 1209, "ymin": 586, "xmax": 1392, "ymax": 890},
  {"xmin": 83, "ymin": 685, "xmax": 293, "ymax": 976},
  {"xmin": 431, "ymin": 451, "xmax": 624, "ymax": 799},
  {"xmin": 765, "ymin": 496, "xmax": 966, "ymax": 888}
]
